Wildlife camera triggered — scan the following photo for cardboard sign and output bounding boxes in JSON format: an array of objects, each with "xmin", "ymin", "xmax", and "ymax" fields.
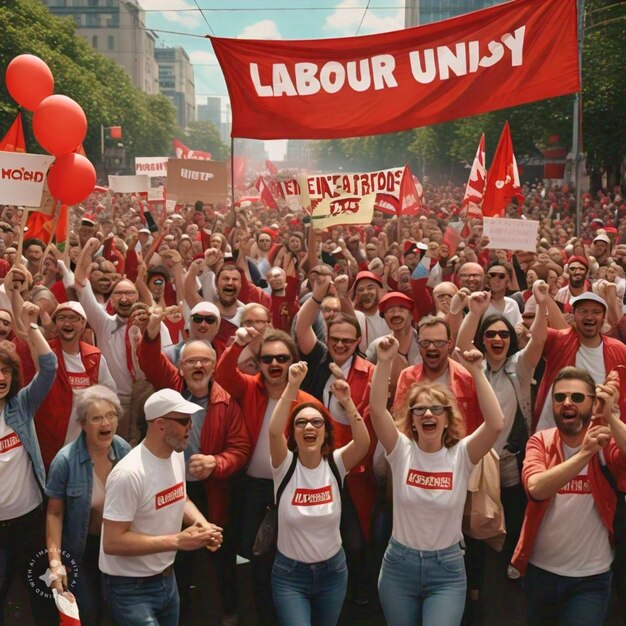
[
  {"xmin": 135, "ymin": 157, "xmax": 168, "ymax": 178},
  {"xmin": 311, "ymin": 192, "xmax": 376, "ymax": 230},
  {"xmin": 0, "ymin": 152, "xmax": 55, "ymax": 207},
  {"xmin": 166, "ymin": 159, "xmax": 228, "ymax": 205},
  {"xmin": 148, "ymin": 186, "xmax": 165, "ymax": 202},
  {"xmin": 483, "ymin": 217, "xmax": 539, "ymax": 252},
  {"xmin": 108, "ymin": 175, "xmax": 150, "ymax": 194}
]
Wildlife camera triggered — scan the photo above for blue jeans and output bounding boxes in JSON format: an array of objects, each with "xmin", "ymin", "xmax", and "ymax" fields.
[
  {"xmin": 378, "ymin": 537, "xmax": 466, "ymax": 626},
  {"xmin": 271, "ymin": 548, "xmax": 348, "ymax": 626},
  {"xmin": 102, "ymin": 571, "xmax": 180, "ymax": 626},
  {"xmin": 524, "ymin": 563, "xmax": 612, "ymax": 626}
]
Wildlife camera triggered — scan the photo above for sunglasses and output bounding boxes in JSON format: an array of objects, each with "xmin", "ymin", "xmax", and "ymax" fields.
[
  {"xmin": 191, "ymin": 314, "xmax": 218, "ymax": 325},
  {"xmin": 160, "ymin": 416, "xmax": 192, "ymax": 427},
  {"xmin": 418, "ymin": 339, "xmax": 448, "ymax": 349},
  {"xmin": 294, "ymin": 417, "xmax": 325, "ymax": 429},
  {"xmin": 328, "ymin": 336, "xmax": 358, "ymax": 346},
  {"xmin": 553, "ymin": 392, "xmax": 595, "ymax": 404},
  {"xmin": 410, "ymin": 405, "xmax": 449, "ymax": 416},
  {"xmin": 484, "ymin": 330, "xmax": 511, "ymax": 339},
  {"xmin": 488, "ymin": 272, "xmax": 507, "ymax": 280},
  {"xmin": 260, "ymin": 354, "xmax": 291, "ymax": 364}
]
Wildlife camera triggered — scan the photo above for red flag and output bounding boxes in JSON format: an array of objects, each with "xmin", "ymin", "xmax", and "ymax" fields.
[
  {"xmin": 399, "ymin": 166, "xmax": 424, "ymax": 216},
  {"xmin": 173, "ymin": 138, "xmax": 212, "ymax": 160},
  {"xmin": 254, "ymin": 176, "xmax": 278, "ymax": 209},
  {"xmin": 482, "ymin": 122, "xmax": 524, "ymax": 217},
  {"xmin": 461, "ymin": 133, "xmax": 486, "ymax": 218},
  {"xmin": 265, "ymin": 159, "xmax": 278, "ymax": 176},
  {"xmin": 0, "ymin": 112, "xmax": 26, "ymax": 152}
]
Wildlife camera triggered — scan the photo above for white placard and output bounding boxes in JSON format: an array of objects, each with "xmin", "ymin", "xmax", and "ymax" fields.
[
  {"xmin": 108, "ymin": 175, "xmax": 149, "ymax": 194},
  {"xmin": 0, "ymin": 152, "xmax": 55, "ymax": 207},
  {"xmin": 147, "ymin": 186, "xmax": 165, "ymax": 202},
  {"xmin": 135, "ymin": 157, "xmax": 168, "ymax": 178},
  {"xmin": 483, "ymin": 217, "xmax": 539, "ymax": 252}
]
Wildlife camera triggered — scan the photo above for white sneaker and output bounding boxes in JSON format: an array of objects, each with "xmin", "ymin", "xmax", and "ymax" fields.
[{"xmin": 507, "ymin": 564, "xmax": 521, "ymax": 580}]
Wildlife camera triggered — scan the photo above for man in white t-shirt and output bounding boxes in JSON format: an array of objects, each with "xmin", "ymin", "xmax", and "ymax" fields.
[
  {"xmin": 512, "ymin": 366, "xmax": 626, "ymax": 624},
  {"xmin": 100, "ymin": 388, "xmax": 223, "ymax": 626}
]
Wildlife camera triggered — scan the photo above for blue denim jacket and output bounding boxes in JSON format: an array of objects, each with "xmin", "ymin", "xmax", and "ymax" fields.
[
  {"xmin": 4, "ymin": 352, "xmax": 58, "ymax": 493},
  {"xmin": 45, "ymin": 431, "xmax": 130, "ymax": 566}
]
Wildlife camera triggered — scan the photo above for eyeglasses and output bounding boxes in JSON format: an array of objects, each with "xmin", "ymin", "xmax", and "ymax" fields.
[
  {"xmin": 112, "ymin": 290, "xmax": 136, "ymax": 298},
  {"xmin": 410, "ymin": 405, "xmax": 449, "ymax": 416},
  {"xmin": 418, "ymin": 339, "xmax": 449, "ymax": 349},
  {"xmin": 328, "ymin": 336, "xmax": 358, "ymax": 346},
  {"xmin": 242, "ymin": 319, "xmax": 269, "ymax": 327},
  {"xmin": 294, "ymin": 417, "xmax": 325, "ymax": 429},
  {"xmin": 553, "ymin": 392, "xmax": 595, "ymax": 404},
  {"xmin": 260, "ymin": 354, "xmax": 291, "ymax": 364},
  {"xmin": 488, "ymin": 272, "xmax": 507, "ymax": 280},
  {"xmin": 191, "ymin": 314, "xmax": 218, "ymax": 325},
  {"xmin": 159, "ymin": 416, "xmax": 192, "ymax": 427},
  {"xmin": 55, "ymin": 315, "xmax": 83, "ymax": 324},
  {"xmin": 181, "ymin": 357, "xmax": 213, "ymax": 367},
  {"xmin": 87, "ymin": 412, "xmax": 118, "ymax": 425},
  {"xmin": 484, "ymin": 330, "xmax": 511, "ymax": 339}
]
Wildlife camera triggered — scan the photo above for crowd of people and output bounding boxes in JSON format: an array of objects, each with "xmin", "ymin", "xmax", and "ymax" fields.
[{"xmin": 1, "ymin": 178, "xmax": 626, "ymax": 626}]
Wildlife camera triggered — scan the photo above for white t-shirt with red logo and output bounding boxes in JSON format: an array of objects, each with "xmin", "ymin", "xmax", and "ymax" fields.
[
  {"xmin": 0, "ymin": 409, "xmax": 42, "ymax": 520},
  {"xmin": 529, "ymin": 443, "xmax": 612, "ymax": 576},
  {"xmin": 274, "ymin": 448, "xmax": 347, "ymax": 563},
  {"xmin": 386, "ymin": 433, "xmax": 475, "ymax": 550},
  {"xmin": 99, "ymin": 442, "xmax": 186, "ymax": 577}
]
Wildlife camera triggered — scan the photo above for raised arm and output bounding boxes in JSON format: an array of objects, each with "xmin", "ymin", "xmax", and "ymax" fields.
[
  {"xmin": 269, "ymin": 362, "xmax": 308, "ymax": 468},
  {"xmin": 184, "ymin": 258, "xmax": 205, "ymax": 309},
  {"xmin": 457, "ymin": 349, "xmax": 504, "ymax": 464},
  {"xmin": 370, "ymin": 336, "xmax": 401, "ymax": 454},
  {"xmin": 522, "ymin": 281, "xmax": 549, "ymax": 368},
  {"xmin": 295, "ymin": 274, "xmax": 331, "ymax": 356},
  {"xmin": 456, "ymin": 291, "xmax": 490, "ymax": 352}
]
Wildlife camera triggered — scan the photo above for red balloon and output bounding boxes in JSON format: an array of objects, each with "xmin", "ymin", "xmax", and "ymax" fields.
[
  {"xmin": 47, "ymin": 153, "xmax": 96, "ymax": 206},
  {"xmin": 5, "ymin": 54, "xmax": 54, "ymax": 111},
  {"xmin": 33, "ymin": 95, "xmax": 87, "ymax": 156}
]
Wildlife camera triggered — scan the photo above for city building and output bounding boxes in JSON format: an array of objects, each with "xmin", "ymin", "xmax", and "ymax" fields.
[
  {"xmin": 405, "ymin": 0, "xmax": 506, "ymax": 26},
  {"xmin": 197, "ymin": 96, "xmax": 221, "ymax": 128},
  {"xmin": 41, "ymin": 0, "xmax": 159, "ymax": 94},
  {"xmin": 155, "ymin": 46, "xmax": 196, "ymax": 129}
]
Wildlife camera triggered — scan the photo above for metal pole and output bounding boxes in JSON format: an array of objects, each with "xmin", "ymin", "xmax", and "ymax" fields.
[
  {"xmin": 574, "ymin": 0, "xmax": 585, "ymax": 237},
  {"xmin": 230, "ymin": 136, "xmax": 235, "ymax": 206}
]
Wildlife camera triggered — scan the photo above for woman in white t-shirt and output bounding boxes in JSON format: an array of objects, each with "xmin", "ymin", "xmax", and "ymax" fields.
[
  {"xmin": 370, "ymin": 336, "xmax": 504, "ymax": 626},
  {"xmin": 268, "ymin": 361, "xmax": 370, "ymax": 626}
]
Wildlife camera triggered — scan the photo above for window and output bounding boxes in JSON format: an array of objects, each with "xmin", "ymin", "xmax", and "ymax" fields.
[
  {"xmin": 108, "ymin": 35, "xmax": 114, "ymax": 49},
  {"xmin": 92, "ymin": 35, "xmax": 98, "ymax": 49}
]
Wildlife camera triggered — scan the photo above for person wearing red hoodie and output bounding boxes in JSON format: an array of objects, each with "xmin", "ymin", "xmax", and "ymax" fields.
[{"xmin": 138, "ymin": 309, "xmax": 250, "ymax": 625}]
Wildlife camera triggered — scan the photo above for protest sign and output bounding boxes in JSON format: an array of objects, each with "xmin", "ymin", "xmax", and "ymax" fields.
[
  {"xmin": 147, "ymin": 186, "xmax": 165, "ymax": 202},
  {"xmin": 211, "ymin": 0, "xmax": 578, "ymax": 139},
  {"xmin": 135, "ymin": 157, "xmax": 168, "ymax": 178},
  {"xmin": 311, "ymin": 192, "xmax": 376, "ymax": 230},
  {"xmin": 108, "ymin": 175, "xmax": 149, "ymax": 194},
  {"xmin": 483, "ymin": 217, "xmax": 539, "ymax": 252},
  {"xmin": 166, "ymin": 159, "xmax": 228, "ymax": 205},
  {"xmin": 0, "ymin": 152, "xmax": 54, "ymax": 207}
]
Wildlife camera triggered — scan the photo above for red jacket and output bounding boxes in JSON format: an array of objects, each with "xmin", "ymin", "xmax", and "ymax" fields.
[
  {"xmin": 394, "ymin": 359, "xmax": 483, "ymax": 435},
  {"xmin": 270, "ymin": 276, "xmax": 300, "ymax": 332},
  {"xmin": 214, "ymin": 342, "xmax": 316, "ymax": 450},
  {"xmin": 35, "ymin": 339, "xmax": 102, "ymax": 469},
  {"xmin": 534, "ymin": 327, "xmax": 626, "ymax": 431},
  {"xmin": 138, "ymin": 333, "xmax": 251, "ymax": 526},
  {"xmin": 511, "ymin": 428, "xmax": 625, "ymax": 576}
]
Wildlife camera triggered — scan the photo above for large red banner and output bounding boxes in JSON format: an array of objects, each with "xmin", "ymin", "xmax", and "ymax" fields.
[{"xmin": 210, "ymin": 0, "xmax": 578, "ymax": 140}]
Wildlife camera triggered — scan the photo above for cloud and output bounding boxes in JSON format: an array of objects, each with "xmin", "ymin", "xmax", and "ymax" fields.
[
  {"xmin": 139, "ymin": 0, "xmax": 203, "ymax": 29},
  {"xmin": 238, "ymin": 20, "xmax": 283, "ymax": 40},
  {"xmin": 323, "ymin": 0, "xmax": 403, "ymax": 36},
  {"xmin": 189, "ymin": 50, "xmax": 219, "ymax": 66}
]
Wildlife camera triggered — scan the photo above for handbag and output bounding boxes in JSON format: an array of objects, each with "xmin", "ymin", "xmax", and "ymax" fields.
[
  {"xmin": 252, "ymin": 452, "xmax": 298, "ymax": 557},
  {"xmin": 463, "ymin": 449, "xmax": 507, "ymax": 552}
]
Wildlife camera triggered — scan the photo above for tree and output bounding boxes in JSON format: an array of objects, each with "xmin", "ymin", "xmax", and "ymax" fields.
[{"xmin": 179, "ymin": 121, "xmax": 228, "ymax": 160}]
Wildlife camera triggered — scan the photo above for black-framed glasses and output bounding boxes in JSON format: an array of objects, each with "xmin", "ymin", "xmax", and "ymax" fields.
[
  {"xmin": 181, "ymin": 357, "xmax": 213, "ymax": 367},
  {"xmin": 191, "ymin": 314, "xmax": 218, "ymax": 325},
  {"xmin": 410, "ymin": 405, "xmax": 449, "ymax": 416},
  {"xmin": 260, "ymin": 354, "xmax": 291, "ymax": 364},
  {"xmin": 418, "ymin": 339, "xmax": 448, "ymax": 349},
  {"xmin": 488, "ymin": 272, "xmax": 507, "ymax": 280},
  {"xmin": 553, "ymin": 392, "xmax": 595, "ymax": 404},
  {"xmin": 159, "ymin": 416, "xmax": 192, "ymax": 427},
  {"xmin": 484, "ymin": 330, "xmax": 511, "ymax": 339},
  {"xmin": 328, "ymin": 336, "xmax": 358, "ymax": 346},
  {"xmin": 294, "ymin": 417, "xmax": 325, "ymax": 429}
]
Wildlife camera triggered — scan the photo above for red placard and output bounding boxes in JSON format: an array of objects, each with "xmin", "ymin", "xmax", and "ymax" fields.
[{"xmin": 211, "ymin": 0, "xmax": 578, "ymax": 140}]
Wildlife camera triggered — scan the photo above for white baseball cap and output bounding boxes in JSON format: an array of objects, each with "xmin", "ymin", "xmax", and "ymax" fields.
[
  {"xmin": 52, "ymin": 301, "xmax": 87, "ymax": 321},
  {"xmin": 144, "ymin": 388, "xmax": 203, "ymax": 421},
  {"xmin": 190, "ymin": 301, "xmax": 220, "ymax": 320},
  {"xmin": 593, "ymin": 234, "xmax": 610, "ymax": 245},
  {"xmin": 570, "ymin": 292, "xmax": 607, "ymax": 311}
]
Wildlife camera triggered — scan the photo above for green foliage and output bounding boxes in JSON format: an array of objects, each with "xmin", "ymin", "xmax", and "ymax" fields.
[
  {"xmin": 0, "ymin": 0, "xmax": 178, "ymax": 164},
  {"xmin": 179, "ymin": 121, "xmax": 228, "ymax": 160}
]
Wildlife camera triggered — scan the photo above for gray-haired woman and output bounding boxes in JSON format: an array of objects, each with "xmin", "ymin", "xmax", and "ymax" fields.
[{"xmin": 45, "ymin": 385, "xmax": 130, "ymax": 625}]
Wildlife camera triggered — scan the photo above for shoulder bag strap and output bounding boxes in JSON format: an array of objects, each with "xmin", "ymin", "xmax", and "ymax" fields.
[{"xmin": 275, "ymin": 451, "xmax": 299, "ymax": 507}]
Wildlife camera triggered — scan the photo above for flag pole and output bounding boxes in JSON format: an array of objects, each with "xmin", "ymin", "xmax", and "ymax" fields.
[
  {"xmin": 573, "ymin": 0, "xmax": 585, "ymax": 238},
  {"xmin": 230, "ymin": 137, "xmax": 235, "ymax": 207}
]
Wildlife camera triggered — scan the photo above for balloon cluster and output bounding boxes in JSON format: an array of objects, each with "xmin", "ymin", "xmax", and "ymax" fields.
[{"xmin": 5, "ymin": 54, "xmax": 96, "ymax": 206}]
